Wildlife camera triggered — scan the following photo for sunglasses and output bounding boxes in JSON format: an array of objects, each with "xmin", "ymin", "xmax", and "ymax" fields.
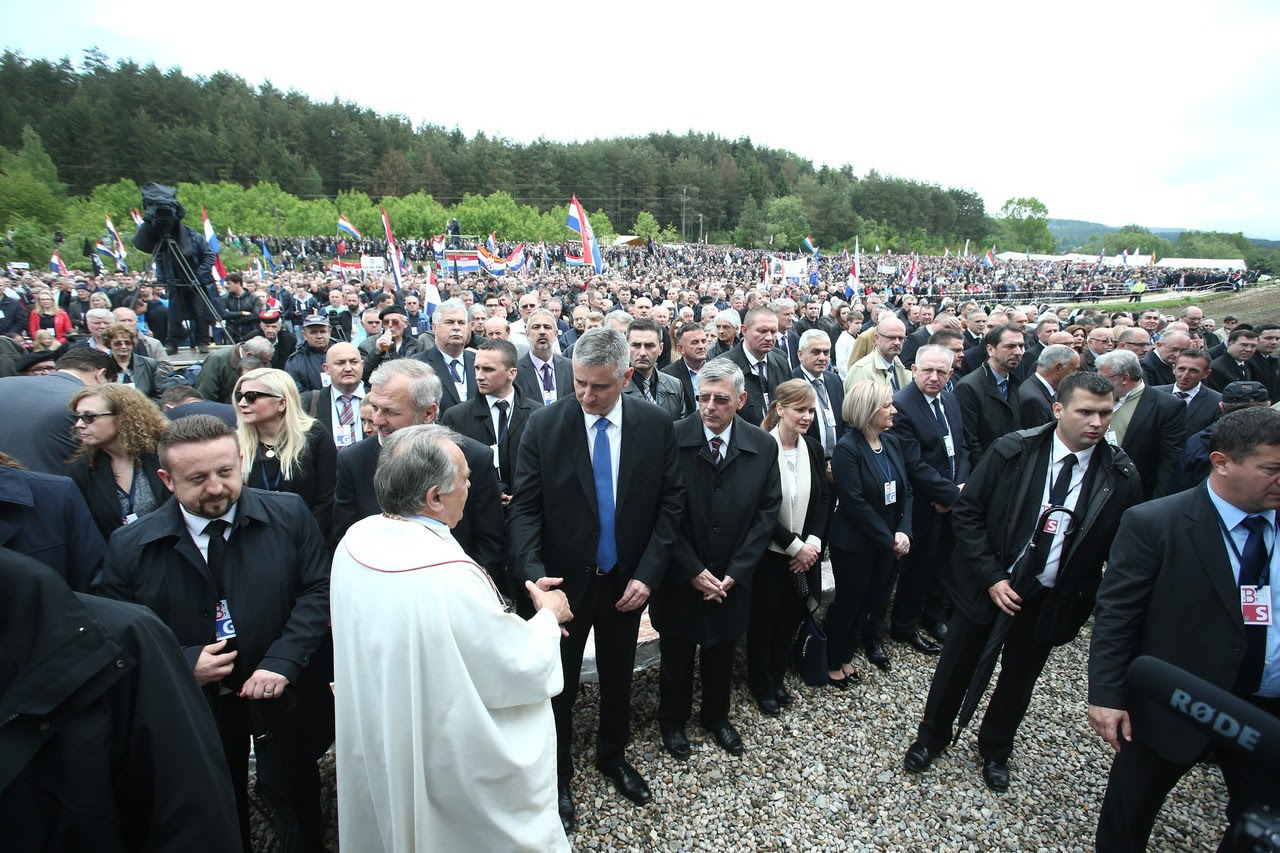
[
  {"xmin": 235, "ymin": 391, "xmax": 283, "ymax": 404},
  {"xmin": 75, "ymin": 411, "xmax": 116, "ymax": 425}
]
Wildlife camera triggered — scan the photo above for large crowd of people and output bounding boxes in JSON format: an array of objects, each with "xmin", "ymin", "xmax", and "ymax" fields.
[{"xmin": 1, "ymin": 256, "xmax": 1278, "ymax": 852}]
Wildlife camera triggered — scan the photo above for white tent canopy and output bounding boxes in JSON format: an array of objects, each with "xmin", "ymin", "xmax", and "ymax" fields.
[
  {"xmin": 993, "ymin": 251, "xmax": 1244, "ymax": 270},
  {"xmin": 1155, "ymin": 257, "xmax": 1247, "ymax": 271}
]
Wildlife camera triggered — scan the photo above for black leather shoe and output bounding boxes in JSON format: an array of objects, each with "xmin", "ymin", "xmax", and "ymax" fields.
[
  {"xmin": 598, "ymin": 760, "xmax": 651, "ymax": 805},
  {"xmin": 922, "ymin": 619, "xmax": 948, "ymax": 645},
  {"xmin": 557, "ymin": 784, "xmax": 575, "ymax": 832},
  {"xmin": 903, "ymin": 741, "xmax": 938, "ymax": 773},
  {"xmin": 827, "ymin": 674, "xmax": 853, "ymax": 690},
  {"xmin": 705, "ymin": 720, "xmax": 745, "ymax": 756},
  {"xmin": 891, "ymin": 629, "xmax": 942, "ymax": 655},
  {"xmin": 753, "ymin": 692, "xmax": 781, "ymax": 716},
  {"xmin": 659, "ymin": 723, "xmax": 692, "ymax": 760},
  {"xmin": 982, "ymin": 759, "xmax": 1010, "ymax": 792},
  {"xmin": 864, "ymin": 641, "xmax": 892, "ymax": 672},
  {"xmin": 775, "ymin": 686, "xmax": 793, "ymax": 707}
]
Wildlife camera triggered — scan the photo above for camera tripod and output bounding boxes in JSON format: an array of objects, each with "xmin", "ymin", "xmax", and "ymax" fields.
[{"xmin": 145, "ymin": 234, "xmax": 240, "ymax": 347}]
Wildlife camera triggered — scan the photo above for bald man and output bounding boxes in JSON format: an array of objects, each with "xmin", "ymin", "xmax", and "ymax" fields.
[{"xmin": 300, "ymin": 342, "xmax": 366, "ymax": 448}]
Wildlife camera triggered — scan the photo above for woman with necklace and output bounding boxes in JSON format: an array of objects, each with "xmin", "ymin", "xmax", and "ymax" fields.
[
  {"xmin": 748, "ymin": 379, "xmax": 829, "ymax": 714},
  {"xmin": 28, "ymin": 289, "xmax": 73, "ymax": 344},
  {"xmin": 822, "ymin": 379, "xmax": 913, "ymax": 690},
  {"xmin": 234, "ymin": 368, "xmax": 336, "ymax": 534},
  {"xmin": 102, "ymin": 323, "xmax": 172, "ymax": 400},
  {"xmin": 67, "ymin": 384, "xmax": 170, "ymax": 542}
]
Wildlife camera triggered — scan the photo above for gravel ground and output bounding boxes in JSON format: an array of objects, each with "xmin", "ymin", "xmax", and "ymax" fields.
[{"xmin": 251, "ymin": 617, "xmax": 1230, "ymax": 851}]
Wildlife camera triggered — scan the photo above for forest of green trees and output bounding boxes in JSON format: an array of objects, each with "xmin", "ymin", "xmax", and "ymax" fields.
[{"xmin": 1, "ymin": 49, "xmax": 1274, "ymax": 273}]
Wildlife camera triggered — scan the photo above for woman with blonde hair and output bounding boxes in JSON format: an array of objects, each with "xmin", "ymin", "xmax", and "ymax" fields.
[
  {"xmin": 67, "ymin": 383, "xmax": 170, "ymax": 542},
  {"xmin": 748, "ymin": 379, "xmax": 829, "ymax": 713},
  {"xmin": 821, "ymin": 379, "xmax": 913, "ymax": 688},
  {"xmin": 233, "ymin": 367, "xmax": 336, "ymax": 532},
  {"xmin": 28, "ymin": 289, "xmax": 73, "ymax": 344}
]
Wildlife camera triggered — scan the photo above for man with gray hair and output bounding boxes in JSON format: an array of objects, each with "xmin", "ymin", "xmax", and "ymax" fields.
[
  {"xmin": 413, "ymin": 298, "xmax": 476, "ymax": 416},
  {"xmin": 516, "ymin": 307, "xmax": 574, "ymax": 405},
  {"xmin": 510, "ymin": 328, "xmax": 684, "ymax": 831},
  {"xmin": 708, "ymin": 308, "xmax": 740, "ymax": 360},
  {"xmin": 195, "ymin": 336, "xmax": 274, "ymax": 404},
  {"xmin": 1096, "ymin": 349, "xmax": 1187, "ymax": 500},
  {"xmin": 333, "ymin": 359, "xmax": 506, "ymax": 573},
  {"xmin": 332, "ymin": 424, "xmax": 573, "ymax": 852},
  {"xmin": 1019, "ymin": 344, "xmax": 1081, "ymax": 428},
  {"xmin": 112, "ymin": 306, "xmax": 174, "ymax": 372}
]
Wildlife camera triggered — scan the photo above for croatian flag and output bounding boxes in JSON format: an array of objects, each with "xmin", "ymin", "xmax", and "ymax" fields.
[
  {"xmin": 983, "ymin": 249, "xmax": 995, "ymax": 268},
  {"xmin": 49, "ymin": 252, "xmax": 69, "ymax": 276},
  {"xmin": 444, "ymin": 252, "xmax": 480, "ymax": 274},
  {"xmin": 105, "ymin": 215, "xmax": 127, "ymax": 261},
  {"xmin": 840, "ymin": 246, "xmax": 850, "ymax": 267},
  {"xmin": 202, "ymin": 208, "xmax": 229, "ymax": 282},
  {"xmin": 381, "ymin": 208, "xmax": 403, "ymax": 291},
  {"xmin": 129, "ymin": 208, "xmax": 144, "ymax": 227},
  {"xmin": 845, "ymin": 237, "xmax": 861, "ymax": 300},
  {"xmin": 95, "ymin": 241, "xmax": 118, "ymax": 262},
  {"xmin": 478, "ymin": 246, "xmax": 507, "ymax": 276},
  {"xmin": 337, "ymin": 215, "xmax": 362, "ymax": 240},
  {"xmin": 506, "ymin": 243, "xmax": 526, "ymax": 273},
  {"xmin": 809, "ymin": 251, "xmax": 820, "ymax": 286},
  {"xmin": 259, "ymin": 241, "xmax": 277, "ymax": 274},
  {"xmin": 487, "ymin": 232, "xmax": 498, "ymax": 253},
  {"xmin": 803, "ymin": 235, "xmax": 818, "ymax": 254},
  {"xmin": 903, "ymin": 256, "xmax": 920, "ymax": 290},
  {"xmin": 423, "ymin": 265, "xmax": 442, "ymax": 314},
  {"xmin": 431, "ymin": 235, "xmax": 446, "ymax": 255},
  {"xmin": 565, "ymin": 195, "xmax": 605, "ymax": 274},
  {"xmin": 252, "ymin": 257, "xmax": 266, "ymax": 279}
]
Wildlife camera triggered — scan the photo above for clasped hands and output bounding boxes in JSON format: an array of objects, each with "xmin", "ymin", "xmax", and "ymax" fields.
[
  {"xmin": 193, "ymin": 639, "xmax": 289, "ymax": 700},
  {"xmin": 692, "ymin": 569, "xmax": 736, "ymax": 603}
]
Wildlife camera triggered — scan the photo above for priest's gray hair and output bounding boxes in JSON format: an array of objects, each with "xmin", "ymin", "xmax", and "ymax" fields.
[
  {"xmin": 573, "ymin": 328, "xmax": 629, "ymax": 380},
  {"xmin": 369, "ymin": 359, "xmax": 442, "ymax": 414},
  {"xmin": 374, "ymin": 424, "xmax": 464, "ymax": 517},
  {"xmin": 699, "ymin": 358, "xmax": 744, "ymax": 396}
]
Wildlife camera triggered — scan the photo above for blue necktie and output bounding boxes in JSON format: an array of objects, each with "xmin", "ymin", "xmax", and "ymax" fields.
[
  {"xmin": 593, "ymin": 418, "xmax": 617, "ymax": 572},
  {"xmin": 1234, "ymin": 515, "xmax": 1269, "ymax": 695},
  {"xmin": 448, "ymin": 358, "xmax": 463, "ymax": 384},
  {"xmin": 997, "ymin": 378, "xmax": 1009, "ymax": 401}
]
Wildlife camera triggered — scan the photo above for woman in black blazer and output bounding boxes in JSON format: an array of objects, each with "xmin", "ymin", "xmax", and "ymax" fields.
[
  {"xmin": 234, "ymin": 368, "xmax": 337, "ymax": 535},
  {"xmin": 822, "ymin": 379, "xmax": 913, "ymax": 688},
  {"xmin": 66, "ymin": 384, "xmax": 170, "ymax": 542},
  {"xmin": 748, "ymin": 380, "xmax": 830, "ymax": 714}
]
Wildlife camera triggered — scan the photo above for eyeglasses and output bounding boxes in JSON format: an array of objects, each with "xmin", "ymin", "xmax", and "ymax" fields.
[
  {"xmin": 234, "ymin": 391, "xmax": 283, "ymax": 404},
  {"xmin": 74, "ymin": 411, "xmax": 115, "ymax": 424},
  {"xmin": 109, "ymin": 340, "xmax": 133, "ymax": 348},
  {"xmin": 695, "ymin": 393, "xmax": 736, "ymax": 405}
]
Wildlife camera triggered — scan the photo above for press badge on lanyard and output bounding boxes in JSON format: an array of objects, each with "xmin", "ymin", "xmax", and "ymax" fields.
[
  {"xmin": 333, "ymin": 422, "xmax": 357, "ymax": 449},
  {"xmin": 884, "ymin": 480, "xmax": 897, "ymax": 505},
  {"xmin": 1242, "ymin": 586, "xmax": 1272, "ymax": 626},
  {"xmin": 214, "ymin": 599, "xmax": 237, "ymax": 640}
]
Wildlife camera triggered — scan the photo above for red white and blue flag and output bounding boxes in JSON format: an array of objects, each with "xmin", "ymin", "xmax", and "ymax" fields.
[
  {"xmin": 903, "ymin": 255, "xmax": 920, "ymax": 290},
  {"xmin": 381, "ymin": 207, "xmax": 402, "ymax": 291},
  {"xmin": 431, "ymin": 235, "xmax": 446, "ymax": 255},
  {"xmin": 486, "ymin": 232, "xmax": 498, "ymax": 253},
  {"xmin": 422, "ymin": 265, "xmax": 442, "ymax": 314},
  {"xmin": 202, "ymin": 208, "xmax": 229, "ymax": 282},
  {"xmin": 983, "ymin": 249, "xmax": 996, "ymax": 268},
  {"xmin": 129, "ymin": 208, "xmax": 144, "ymax": 227},
  {"xmin": 104, "ymin": 214, "xmax": 127, "ymax": 271},
  {"xmin": 478, "ymin": 246, "xmax": 507, "ymax": 276},
  {"xmin": 565, "ymin": 195, "xmax": 604, "ymax": 273},
  {"xmin": 337, "ymin": 215, "xmax": 362, "ymax": 240},
  {"xmin": 49, "ymin": 252, "xmax": 69, "ymax": 276},
  {"xmin": 803, "ymin": 235, "xmax": 818, "ymax": 254},
  {"xmin": 506, "ymin": 243, "xmax": 526, "ymax": 273},
  {"xmin": 845, "ymin": 238, "xmax": 861, "ymax": 300},
  {"xmin": 443, "ymin": 252, "xmax": 480, "ymax": 274}
]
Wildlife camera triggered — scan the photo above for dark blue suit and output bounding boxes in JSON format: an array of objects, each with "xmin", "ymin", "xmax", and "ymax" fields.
[
  {"xmin": 792, "ymin": 366, "xmax": 847, "ymax": 456},
  {"xmin": 0, "ymin": 466, "xmax": 105, "ymax": 592}
]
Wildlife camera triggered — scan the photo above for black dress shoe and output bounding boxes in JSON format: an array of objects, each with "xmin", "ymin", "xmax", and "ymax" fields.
[
  {"xmin": 982, "ymin": 759, "xmax": 1010, "ymax": 792},
  {"xmin": 753, "ymin": 692, "xmax": 781, "ymax": 715},
  {"xmin": 704, "ymin": 720, "xmax": 745, "ymax": 756},
  {"xmin": 891, "ymin": 629, "xmax": 942, "ymax": 655},
  {"xmin": 775, "ymin": 686, "xmax": 793, "ymax": 707},
  {"xmin": 922, "ymin": 619, "xmax": 949, "ymax": 645},
  {"xmin": 557, "ymin": 784, "xmax": 575, "ymax": 832},
  {"xmin": 659, "ymin": 723, "xmax": 692, "ymax": 760},
  {"xmin": 864, "ymin": 641, "xmax": 892, "ymax": 672},
  {"xmin": 598, "ymin": 760, "xmax": 651, "ymax": 805},
  {"xmin": 827, "ymin": 674, "xmax": 853, "ymax": 690},
  {"xmin": 903, "ymin": 741, "xmax": 938, "ymax": 773}
]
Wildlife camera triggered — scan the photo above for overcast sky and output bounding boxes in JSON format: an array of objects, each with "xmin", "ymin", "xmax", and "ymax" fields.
[{"xmin": 4, "ymin": 0, "xmax": 1277, "ymax": 238}]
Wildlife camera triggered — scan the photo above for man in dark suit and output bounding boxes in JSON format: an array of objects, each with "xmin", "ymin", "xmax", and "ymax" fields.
[
  {"xmin": 332, "ymin": 359, "xmax": 506, "ymax": 572},
  {"xmin": 0, "ymin": 348, "xmax": 116, "ymax": 474},
  {"xmin": 515, "ymin": 308, "xmax": 574, "ymax": 406},
  {"xmin": 711, "ymin": 306, "xmax": 788, "ymax": 428},
  {"xmin": 772, "ymin": 298, "xmax": 801, "ymax": 371},
  {"xmin": 793, "ymin": 328, "xmax": 847, "ymax": 458},
  {"xmin": 955, "ymin": 310, "xmax": 1009, "ymax": 379},
  {"xmin": 1152, "ymin": 348, "xmax": 1222, "ymax": 437},
  {"xmin": 904, "ymin": 372, "xmax": 1143, "ymax": 791},
  {"xmin": 1096, "ymin": 349, "xmax": 1188, "ymax": 501},
  {"xmin": 94, "ymin": 415, "xmax": 332, "ymax": 852},
  {"xmin": 1081, "ymin": 327, "xmax": 1114, "ymax": 372},
  {"xmin": 1248, "ymin": 322, "xmax": 1280, "ymax": 401},
  {"xmin": 1088, "ymin": 407, "xmax": 1280, "ymax": 851},
  {"xmin": 441, "ymin": 338, "xmax": 538, "ymax": 507},
  {"xmin": 410, "ymin": 299, "xmax": 476, "ymax": 415},
  {"xmin": 885, "ymin": 345, "xmax": 970, "ymax": 651},
  {"xmin": 1207, "ymin": 328, "xmax": 1260, "ymax": 392},
  {"xmin": 0, "ymin": 459, "xmax": 106, "ymax": 591},
  {"xmin": 954, "ymin": 324, "xmax": 1024, "ymax": 465},
  {"xmin": 299, "ymin": 342, "xmax": 365, "ymax": 449},
  {"xmin": 901, "ymin": 311, "xmax": 960, "ymax": 369},
  {"xmin": 509, "ymin": 329, "xmax": 684, "ymax": 831},
  {"xmin": 662, "ymin": 321, "xmax": 706, "ymax": 411},
  {"xmin": 623, "ymin": 318, "xmax": 691, "ymax": 420},
  {"xmin": 651, "ymin": 359, "xmax": 780, "ymax": 760},
  {"xmin": 962, "ymin": 308, "xmax": 987, "ymax": 351},
  {"xmin": 1017, "ymin": 345, "xmax": 1080, "ymax": 429},
  {"xmin": 1140, "ymin": 330, "xmax": 1188, "ymax": 388}
]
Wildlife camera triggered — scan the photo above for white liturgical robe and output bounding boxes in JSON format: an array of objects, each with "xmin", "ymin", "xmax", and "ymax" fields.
[{"xmin": 332, "ymin": 513, "xmax": 568, "ymax": 852}]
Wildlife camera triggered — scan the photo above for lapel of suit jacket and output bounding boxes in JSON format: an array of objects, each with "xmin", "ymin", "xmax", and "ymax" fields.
[
  {"xmin": 429, "ymin": 349, "xmax": 460, "ymax": 406},
  {"xmin": 982, "ymin": 366, "xmax": 1013, "ymax": 411},
  {"xmin": 616, "ymin": 397, "xmax": 641, "ymax": 507},
  {"xmin": 557, "ymin": 357, "xmax": 575, "ymax": 397},
  {"xmin": 568, "ymin": 402, "xmax": 599, "ymax": 516},
  {"xmin": 1125, "ymin": 390, "xmax": 1158, "ymax": 439},
  {"xmin": 470, "ymin": 396, "xmax": 497, "ymax": 444},
  {"xmin": 1186, "ymin": 486, "xmax": 1242, "ymax": 623},
  {"xmin": 139, "ymin": 499, "xmax": 214, "ymax": 592}
]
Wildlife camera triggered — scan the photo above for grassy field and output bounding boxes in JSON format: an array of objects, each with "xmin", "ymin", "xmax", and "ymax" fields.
[{"xmin": 1053, "ymin": 282, "xmax": 1279, "ymax": 320}]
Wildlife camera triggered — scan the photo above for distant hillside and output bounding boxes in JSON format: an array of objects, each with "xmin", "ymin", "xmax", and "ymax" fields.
[{"xmin": 1049, "ymin": 219, "xmax": 1275, "ymax": 253}]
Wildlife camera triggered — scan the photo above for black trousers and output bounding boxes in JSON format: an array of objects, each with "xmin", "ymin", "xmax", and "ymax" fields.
[
  {"xmin": 165, "ymin": 283, "xmax": 219, "ymax": 348},
  {"xmin": 914, "ymin": 587, "xmax": 1054, "ymax": 763},
  {"xmin": 890, "ymin": 513, "xmax": 953, "ymax": 635},
  {"xmin": 824, "ymin": 544, "xmax": 895, "ymax": 670},
  {"xmin": 1095, "ymin": 696, "xmax": 1280, "ymax": 852},
  {"xmin": 552, "ymin": 569, "xmax": 642, "ymax": 783},
  {"xmin": 746, "ymin": 551, "xmax": 807, "ymax": 698},
  {"xmin": 657, "ymin": 636, "xmax": 735, "ymax": 726}
]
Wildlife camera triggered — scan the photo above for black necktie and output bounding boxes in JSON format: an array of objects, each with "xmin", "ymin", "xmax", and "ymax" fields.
[
  {"xmin": 494, "ymin": 399, "xmax": 509, "ymax": 443},
  {"xmin": 1233, "ymin": 515, "xmax": 1269, "ymax": 696},
  {"xmin": 709, "ymin": 436, "xmax": 724, "ymax": 466},
  {"xmin": 1175, "ymin": 391, "xmax": 1190, "ymax": 401},
  {"xmin": 203, "ymin": 519, "xmax": 229, "ymax": 598},
  {"xmin": 755, "ymin": 361, "xmax": 768, "ymax": 388},
  {"xmin": 932, "ymin": 397, "xmax": 955, "ymax": 480},
  {"xmin": 1031, "ymin": 453, "xmax": 1077, "ymax": 576}
]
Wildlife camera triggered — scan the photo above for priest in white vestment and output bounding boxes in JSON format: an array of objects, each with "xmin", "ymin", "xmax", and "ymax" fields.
[{"xmin": 332, "ymin": 424, "xmax": 573, "ymax": 852}]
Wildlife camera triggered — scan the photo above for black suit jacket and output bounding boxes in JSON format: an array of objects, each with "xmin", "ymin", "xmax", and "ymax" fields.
[
  {"xmin": 661, "ymin": 359, "xmax": 699, "ymax": 414},
  {"xmin": 1141, "ymin": 350, "xmax": 1176, "ymax": 388},
  {"xmin": 900, "ymin": 326, "xmax": 932, "ymax": 369},
  {"xmin": 1016, "ymin": 374, "xmax": 1056, "ymax": 429},
  {"xmin": 508, "ymin": 394, "xmax": 684, "ymax": 611},
  {"xmin": 1153, "ymin": 383, "xmax": 1222, "ymax": 436},
  {"xmin": 411, "ymin": 347, "xmax": 477, "ymax": 415},
  {"xmin": 1089, "ymin": 486, "xmax": 1262, "ymax": 762},
  {"xmin": 0, "ymin": 466, "xmax": 106, "ymax": 592},
  {"xmin": 244, "ymin": 421, "xmax": 336, "ymax": 535},
  {"xmin": 1205, "ymin": 354, "xmax": 1255, "ymax": 392},
  {"xmin": 954, "ymin": 364, "xmax": 1021, "ymax": 465},
  {"xmin": 440, "ymin": 389, "xmax": 539, "ymax": 492},
  {"xmin": 793, "ymin": 366, "xmax": 847, "ymax": 455},
  {"xmin": 888, "ymin": 383, "xmax": 969, "ymax": 510},
  {"xmin": 775, "ymin": 329, "xmax": 802, "ymax": 371},
  {"xmin": 649, "ymin": 415, "xmax": 781, "ymax": 645},
  {"xmin": 66, "ymin": 451, "xmax": 169, "ymax": 544},
  {"xmin": 714, "ymin": 343, "xmax": 790, "ymax": 429},
  {"xmin": 332, "ymin": 432, "xmax": 506, "ymax": 571},
  {"xmin": 513, "ymin": 352, "xmax": 574, "ymax": 406},
  {"xmin": 1118, "ymin": 387, "xmax": 1187, "ymax": 501},
  {"xmin": 1249, "ymin": 352, "xmax": 1279, "ymax": 401},
  {"xmin": 829, "ymin": 431, "xmax": 913, "ymax": 553},
  {"xmin": 955, "ymin": 341, "xmax": 986, "ymax": 378}
]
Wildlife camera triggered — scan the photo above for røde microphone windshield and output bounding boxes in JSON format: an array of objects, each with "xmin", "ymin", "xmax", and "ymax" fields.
[{"xmin": 1128, "ymin": 655, "xmax": 1280, "ymax": 766}]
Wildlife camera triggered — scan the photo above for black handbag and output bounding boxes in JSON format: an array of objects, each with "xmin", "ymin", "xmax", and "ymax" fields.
[{"xmin": 791, "ymin": 612, "xmax": 829, "ymax": 687}]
